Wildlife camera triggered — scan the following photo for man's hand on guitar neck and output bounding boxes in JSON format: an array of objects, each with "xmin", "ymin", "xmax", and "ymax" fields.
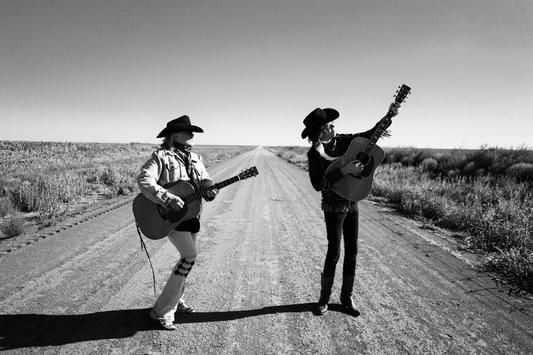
[
  {"xmin": 200, "ymin": 180, "xmax": 219, "ymax": 201},
  {"xmin": 202, "ymin": 188, "xmax": 218, "ymax": 201},
  {"xmin": 340, "ymin": 160, "xmax": 364, "ymax": 176}
]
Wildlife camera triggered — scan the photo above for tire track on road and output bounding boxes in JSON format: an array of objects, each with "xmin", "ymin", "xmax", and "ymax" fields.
[{"xmin": 0, "ymin": 194, "xmax": 135, "ymax": 257}]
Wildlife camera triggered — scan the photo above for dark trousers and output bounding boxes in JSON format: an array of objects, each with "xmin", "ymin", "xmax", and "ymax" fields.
[{"xmin": 322, "ymin": 206, "xmax": 359, "ymax": 278}]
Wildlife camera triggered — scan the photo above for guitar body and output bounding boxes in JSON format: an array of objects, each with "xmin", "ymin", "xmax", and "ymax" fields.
[
  {"xmin": 326, "ymin": 137, "xmax": 385, "ymax": 201},
  {"xmin": 132, "ymin": 166, "xmax": 259, "ymax": 240},
  {"xmin": 132, "ymin": 182, "xmax": 202, "ymax": 240}
]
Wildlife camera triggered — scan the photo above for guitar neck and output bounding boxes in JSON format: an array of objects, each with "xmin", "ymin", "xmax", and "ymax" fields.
[
  {"xmin": 360, "ymin": 84, "xmax": 410, "ymax": 155},
  {"xmin": 363, "ymin": 113, "xmax": 393, "ymax": 155},
  {"xmin": 183, "ymin": 175, "xmax": 242, "ymax": 204},
  {"xmin": 211, "ymin": 175, "xmax": 241, "ymax": 190}
]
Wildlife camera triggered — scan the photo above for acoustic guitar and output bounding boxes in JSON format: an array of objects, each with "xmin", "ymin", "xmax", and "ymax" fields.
[
  {"xmin": 325, "ymin": 84, "xmax": 411, "ymax": 201},
  {"xmin": 133, "ymin": 166, "xmax": 258, "ymax": 240}
]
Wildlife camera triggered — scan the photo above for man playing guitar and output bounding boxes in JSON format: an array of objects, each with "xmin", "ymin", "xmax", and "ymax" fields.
[{"xmin": 138, "ymin": 115, "xmax": 218, "ymax": 330}]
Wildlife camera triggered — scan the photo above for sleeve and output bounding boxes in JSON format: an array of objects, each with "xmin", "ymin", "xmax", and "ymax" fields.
[
  {"xmin": 308, "ymin": 149, "xmax": 344, "ymax": 193},
  {"xmin": 137, "ymin": 152, "xmax": 174, "ymax": 206},
  {"xmin": 357, "ymin": 117, "xmax": 392, "ymax": 140},
  {"xmin": 308, "ymin": 150, "xmax": 325, "ymax": 192}
]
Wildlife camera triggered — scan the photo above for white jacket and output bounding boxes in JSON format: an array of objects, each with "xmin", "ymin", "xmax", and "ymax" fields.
[{"xmin": 137, "ymin": 147, "xmax": 212, "ymax": 207}]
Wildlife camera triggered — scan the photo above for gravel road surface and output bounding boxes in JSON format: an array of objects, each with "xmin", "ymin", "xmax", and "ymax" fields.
[{"xmin": 1, "ymin": 146, "xmax": 532, "ymax": 354}]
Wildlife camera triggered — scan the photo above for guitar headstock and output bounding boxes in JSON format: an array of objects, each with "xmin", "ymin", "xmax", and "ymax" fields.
[
  {"xmin": 393, "ymin": 84, "xmax": 411, "ymax": 105},
  {"xmin": 238, "ymin": 166, "xmax": 259, "ymax": 180}
]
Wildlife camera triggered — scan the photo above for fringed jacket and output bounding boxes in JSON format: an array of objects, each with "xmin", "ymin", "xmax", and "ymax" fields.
[{"xmin": 307, "ymin": 119, "xmax": 392, "ymax": 213}]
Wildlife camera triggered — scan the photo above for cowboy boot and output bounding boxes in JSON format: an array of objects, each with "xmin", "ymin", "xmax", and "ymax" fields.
[
  {"xmin": 340, "ymin": 274, "xmax": 360, "ymax": 316},
  {"xmin": 316, "ymin": 273, "xmax": 334, "ymax": 315}
]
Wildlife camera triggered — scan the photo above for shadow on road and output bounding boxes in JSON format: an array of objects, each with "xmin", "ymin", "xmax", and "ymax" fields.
[
  {"xmin": 175, "ymin": 302, "xmax": 358, "ymax": 323},
  {"xmin": 0, "ymin": 308, "xmax": 157, "ymax": 350},
  {"xmin": 0, "ymin": 303, "xmax": 357, "ymax": 350}
]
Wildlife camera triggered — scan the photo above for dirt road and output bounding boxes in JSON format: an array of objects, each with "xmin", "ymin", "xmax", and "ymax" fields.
[{"xmin": 1, "ymin": 146, "xmax": 532, "ymax": 354}]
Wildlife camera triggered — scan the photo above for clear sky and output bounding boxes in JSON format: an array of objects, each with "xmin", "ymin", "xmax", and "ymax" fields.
[{"xmin": 1, "ymin": 0, "xmax": 532, "ymax": 149}]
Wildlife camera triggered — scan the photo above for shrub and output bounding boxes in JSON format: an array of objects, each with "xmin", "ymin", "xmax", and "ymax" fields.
[
  {"xmin": 0, "ymin": 197, "xmax": 15, "ymax": 217},
  {"xmin": 9, "ymin": 173, "xmax": 75, "ymax": 221},
  {"xmin": 0, "ymin": 216, "xmax": 25, "ymax": 238},
  {"xmin": 420, "ymin": 157, "xmax": 438, "ymax": 172},
  {"xmin": 484, "ymin": 247, "xmax": 533, "ymax": 294},
  {"xmin": 100, "ymin": 166, "xmax": 122, "ymax": 186},
  {"xmin": 10, "ymin": 180, "xmax": 40, "ymax": 212},
  {"xmin": 507, "ymin": 163, "xmax": 533, "ymax": 183},
  {"xmin": 281, "ymin": 150, "xmax": 307, "ymax": 169},
  {"xmin": 0, "ymin": 178, "xmax": 9, "ymax": 197}
]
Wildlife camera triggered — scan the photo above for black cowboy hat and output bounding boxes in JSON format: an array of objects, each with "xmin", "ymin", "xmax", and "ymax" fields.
[
  {"xmin": 156, "ymin": 115, "xmax": 204, "ymax": 138},
  {"xmin": 301, "ymin": 108, "xmax": 339, "ymax": 139}
]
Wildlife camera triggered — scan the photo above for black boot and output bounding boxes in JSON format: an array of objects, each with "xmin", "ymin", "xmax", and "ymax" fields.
[
  {"xmin": 316, "ymin": 273, "xmax": 334, "ymax": 315},
  {"xmin": 340, "ymin": 274, "xmax": 360, "ymax": 316}
]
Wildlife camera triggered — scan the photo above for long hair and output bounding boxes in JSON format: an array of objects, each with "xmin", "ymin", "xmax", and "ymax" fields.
[
  {"xmin": 160, "ymin": 134, "xmax": 173, "ymax": 150},
  {"xmin": 160, "ymin": 132, "xmax": 192, "ymax": 152},
  {"xmin": 307, "ymin": 127, "xmax": 323, "ymax": 148}
]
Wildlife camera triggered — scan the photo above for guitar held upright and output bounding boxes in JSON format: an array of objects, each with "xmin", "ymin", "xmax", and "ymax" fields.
[{"xmin": 325, "ymin": 84, "xmax": 411, "ymax": 201}]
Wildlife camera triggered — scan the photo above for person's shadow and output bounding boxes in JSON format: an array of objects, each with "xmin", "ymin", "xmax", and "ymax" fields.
[{"xmin": 0, "ymin": 303, "xmax": 356, "ymax": 350}]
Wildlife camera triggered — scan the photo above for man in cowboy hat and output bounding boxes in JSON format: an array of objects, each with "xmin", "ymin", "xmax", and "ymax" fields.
[
  {"xmin": 302, "ymin": 104, "xmax": 399, "ymax": 317},
  {"xmin": 138, "ymin": 115, "xmax": 218, "ymax": 330}
]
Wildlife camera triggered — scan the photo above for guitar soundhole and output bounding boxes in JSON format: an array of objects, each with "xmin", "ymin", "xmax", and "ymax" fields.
[
  {"xmin": 356, "ymin": 152, "xmax": 371, "ymax": 166},
  {"xmin": 354, "ymin": 152, "xmax": 374, "ymax": 178}
]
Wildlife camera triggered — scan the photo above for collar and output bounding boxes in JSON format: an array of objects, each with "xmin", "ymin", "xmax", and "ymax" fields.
[
  {"xmin": 314, "ymin": 143, "xmax": 336, "ymax": 161},
  {"xmin": 171, "ymin": 145, "xmax": 191, "ymax": 160}
]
